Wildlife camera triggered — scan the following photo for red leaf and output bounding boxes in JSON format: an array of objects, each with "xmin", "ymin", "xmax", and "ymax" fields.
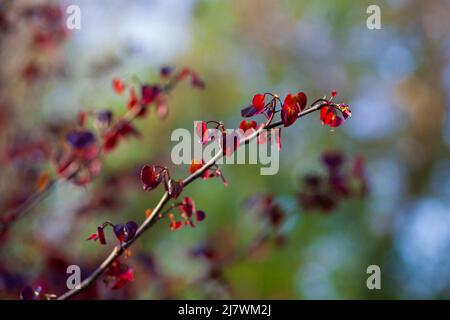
[
  {"xmin": 117, "ymin": 122, "xmax": 141, "ymax": 139},
  {"xmin": 320, "ymin": 106, "xmax": 330, "ymax": 122},
  {"xmin": 107, "ymin": 263, "xmax": 134, "ymax": 290},
  {"xmin": 87, "ymin": 233, "xmax": 98, "ymax": 241},
  {"xmin": 167, "ymin": 179, "xmax": 184, "ymax": 199},
  {"xmin": 195, "ymin": 121, "xmax": 209, "ymax": 144},
  {"xmin": 169, "ymin": 213, "xmax": 183, "ymax": 231},
  {"xmin": 338, "ymin": 103, "xmax": 352, "ymax": 119},
  {"xmin": 320, "ymin": 104, "xmax": 351, "ymax": 128},
  {"xmin": 296, "ymin": 92, "xmax": 307, "ymax": 111},
  {"xmin": 324, "ymin": 112, "xmax": 334, "ymax": 125},
  {"xmin": 180, "ymin": 197, "xmax": 196, "ymax": 218},
  {"xmin": 239, "ymin": 120, "xmax": 257, "ymax": 133},
  {"xmin": 102, "ymin": 131, "xmax": 119, "ymax": 152},
  {"xmin": 87, "ymin": 226, "xmax": 106, "ymax": 244},
  {"xmin": 330, "ymin": 116, "xmax": 343, "ymax": 128},
  {"xmin": 141, "ymin": 85, "xmax": 160, "ymax": 106},
  {"xmin": 320, "ymin": 106, "xmax": 336, "ymax": 125},
  {"xmin": 281, "ymin": 94, "xmax": 300, "ymax": 127},
  {"xmin": 190, "ymin": 159, "xmax": 204, "ymax": 174},
  {"xmin": 252, "ymin": 94, "xmax": 265, "ymax": 110},
  {"xmin": 170, "ymin": 220, "xmax": 182, "ymax": 230},
  {"xmin": 97, "ymin": 226, "xmax": 106, "ymax": 244},
  {"xmin": 140, "ymin": 165, "xmax": 162, "ymax": 191}
]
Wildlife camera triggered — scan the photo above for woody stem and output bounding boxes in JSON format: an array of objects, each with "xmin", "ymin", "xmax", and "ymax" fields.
[{"xmin": 57, "ymin": 100, "xmax": 326, "ymax": 300}]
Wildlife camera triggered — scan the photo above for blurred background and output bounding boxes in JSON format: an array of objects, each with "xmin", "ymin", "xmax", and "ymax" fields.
[{"xmin": 1, "ymin": 0, "xmax": 450, "ymax": 299}]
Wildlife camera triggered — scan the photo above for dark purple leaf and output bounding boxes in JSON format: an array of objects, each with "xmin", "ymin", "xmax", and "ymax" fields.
[
  {"xmin": 96, "ymin": 110, "xmax": 113, "ymax": 127},
  {"xmin": 160, "ymin": 66, "xmax": 173, "ymax": 78},
  {"xmin": 124, "ymin": 221, "xmax": 138, "ymax": 241},
  {"xmin": 196, "ymin": 210, "xmax": 206, "ymax": 222},
  {"xmin": 66, "ymin": 130, "xmax": 95, "ymax": 149},
  {"xmin": 240, "ymin": 105, "xmax": 258, "ymax": 118}
]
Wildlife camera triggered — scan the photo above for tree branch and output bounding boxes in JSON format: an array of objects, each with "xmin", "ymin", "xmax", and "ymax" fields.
[{"xmin": 57, "ymin": 101, "xmax": 325, "ymax": 300}]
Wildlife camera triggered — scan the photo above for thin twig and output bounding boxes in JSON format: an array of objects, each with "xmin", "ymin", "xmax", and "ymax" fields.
[
  {"xmin": 0, "ymin": 179, "xmax": 59, "ymax": 235},
  {"xmin": 57, "ymin": 101, "xmax": 325, "ymax": 300}
]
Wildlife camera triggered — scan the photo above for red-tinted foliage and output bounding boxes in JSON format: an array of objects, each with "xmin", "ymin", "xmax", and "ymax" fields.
[
  {"xmin": 9, "ymin": 58, "xmax": 356, "ymax": 299},
  {"xmin": 166, "ymin": 179, "xmax": 184, "ymax": 199},
  {"xmin": 196, "ymin": 121, "xmax": 209, "ymax": 145},
  {"xmin": 114, "ymin": 221, "xmax": 138, "ymax": 242},
  {"xmin": 319, "ymin": 99, "xmax": 351, "ymax": 128},
  {"xmin": 281, "ymin": 92, "xmax": 307, "ymax": 127},
  {"xmin": 239, "ymin": 120, "xmax": 258, "ymax": 135},
  {"xmin": 190, "ymin": 159, "xmax": 205, "ymax": 174},
  {"xmin": 165, "ymin": 197, "xmax": 207, "ymax": 231},
  {"xmin": 87, "ymin": 221, "xmax": 138, "ymax": 245},
  {"xmin": 140, "ymin": 165, "xmax": 163, "ymax": 191},
  {"xmin": 104, "ymin": 261, "xmax": 134, "ymax": 290},
  {"xmin": 245, "ymin": 194, "xmax": 286, "ymax": 231},
  {"xmin": 87, "ymin": 226, "xmax": 106, "ymax": 244},
  {"xmin": 298, "ymin": 152, "xmax": 367, "ymax": 212},
  {"xmin": 241, "ymin": 93, "xmax": 267, "ymax": 117},
  {"xmin": 112, "ymin": 78, "xmax": 125, "ymax": 94}
]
